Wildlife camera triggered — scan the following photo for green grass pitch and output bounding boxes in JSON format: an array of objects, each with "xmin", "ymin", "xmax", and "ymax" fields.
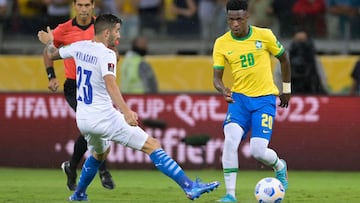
[{"xmin": 1, "ymin": 168, "xmax": 359, "ymax": 203}]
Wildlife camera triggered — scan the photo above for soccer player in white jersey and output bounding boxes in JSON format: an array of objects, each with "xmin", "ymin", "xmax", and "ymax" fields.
[{"xmin": 38, "ymin": 14, "xmax": 220, "ymax": 201}]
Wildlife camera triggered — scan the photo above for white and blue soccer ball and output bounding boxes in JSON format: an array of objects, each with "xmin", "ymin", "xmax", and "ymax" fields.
[{"xmin": 254, "ymin": 177, "xmax": 285, "ymax": 203}]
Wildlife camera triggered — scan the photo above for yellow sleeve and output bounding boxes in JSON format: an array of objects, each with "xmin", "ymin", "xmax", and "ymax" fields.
[
  {"xmin": 265, "ymin": 29, "xmax": 285, "ymax": 57},
  {"xmin": 212, "ymin": 39, "xmax": 225, "ymax": 70}
]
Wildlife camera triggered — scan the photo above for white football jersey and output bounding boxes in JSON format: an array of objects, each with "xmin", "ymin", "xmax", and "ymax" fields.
[{"xmin": 59, "ymin": 40, "xmax": 117, "ymax": 119}]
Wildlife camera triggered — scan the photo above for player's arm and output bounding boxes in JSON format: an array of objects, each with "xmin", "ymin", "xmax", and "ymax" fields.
[
  {"xmin": 104, "ymin": 74, "xmax": 138, "ymax": 126},
  {"xmin": 213, "ymin": 68, "xmax": 233, "ymax": 103},
  {"xmin": 45, "ymin": 41, "xmax": 62, "ymax": 60},
  {"xmin": 212, "ymin": 39, "xmax": 233, "ymax": 103},
  {"xmin": 277, "ymin": 51, "xmax": 291, "ymax": 108},
  {"xmin": 267, "ymin": 29, "xmax": 291, "ymax": 108}
]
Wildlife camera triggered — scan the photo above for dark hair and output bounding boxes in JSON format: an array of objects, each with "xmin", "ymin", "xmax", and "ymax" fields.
[
  {"xmin": 226, "ymin": 0, "xmax": 248, "ymax": 11},
  {"xmin": 94, "ymin": 14, "xmax": 122, "ymax": 35}
]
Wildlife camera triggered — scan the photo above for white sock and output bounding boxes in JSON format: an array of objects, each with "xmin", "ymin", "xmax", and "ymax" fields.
[
  {"xmin": 224, "ymin": 172, "xmax": 237, "ymax": 197},
  {"xmin": 273, "ymin": 158, "xmax": 285, "ymax": 171},
  {"xmin": 222, "ymin": 123, "xmax": 244, "ymax": 197}
]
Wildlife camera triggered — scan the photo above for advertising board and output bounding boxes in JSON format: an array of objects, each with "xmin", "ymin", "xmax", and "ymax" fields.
[{"xmin": 1, "ymin": 93, "xmax": 359, "ymax": 170}]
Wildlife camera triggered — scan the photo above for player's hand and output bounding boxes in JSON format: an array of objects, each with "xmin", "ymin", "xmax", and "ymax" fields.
[
  {"xmin": 124, "ymin": 110, "xmax": 138, "ymax": 126},
  {"xmin": 223, "ymin": 87, "xmax": 234, "ymax": 103},
  {"xmin": 38, "ymin": 26, "xmax": 53, "ymax": 45},
  {"xmin": 48, "ymin": 78, "xmax": 59, "ymax": 92},
  {"xmin": 279, "ymin": 93, "xmax": 291, "ymax": 108}
]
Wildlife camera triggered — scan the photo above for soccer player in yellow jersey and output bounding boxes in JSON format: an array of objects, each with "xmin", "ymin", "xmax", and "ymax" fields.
[{"xmin": 213, "ymin": 0, "xmax": 291, "ymax": 202}]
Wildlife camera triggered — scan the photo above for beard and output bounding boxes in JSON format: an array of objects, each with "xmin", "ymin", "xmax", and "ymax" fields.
[{"xmin": 108, "ymin": 36, "xmax": 118, "ymax": 47}]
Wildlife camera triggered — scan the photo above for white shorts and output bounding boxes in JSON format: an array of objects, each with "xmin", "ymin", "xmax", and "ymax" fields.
[{"xmin": 76, "ymin": 110, "xmax": 149, "ymax": 154}]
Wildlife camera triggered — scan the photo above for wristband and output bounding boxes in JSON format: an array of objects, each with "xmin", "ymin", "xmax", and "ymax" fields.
[
  {"xmin": 282, "ymin": 82, "xmax": 291, "ymax": 94},
  {"xmin": 46, "ymin": 66, "xmax": 56, "ymax": 80}
]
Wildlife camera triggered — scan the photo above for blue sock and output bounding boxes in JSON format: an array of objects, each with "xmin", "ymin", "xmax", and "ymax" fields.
[
  {"xmin": 75, "ymin": 155, "xmax": 102, "ymax": 194},
  {"xmin": 149, "ymin": 148, "xmax": 193, "ymax": 189}
]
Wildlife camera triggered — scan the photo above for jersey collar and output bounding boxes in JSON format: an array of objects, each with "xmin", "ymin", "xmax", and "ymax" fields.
[
  {"xmin": 72, "ymin": 17, "xmax": 95, "ymax": 30},
  {"xmin": 231, "ymin": 25, "xmax": 252, "ymax": 41}
]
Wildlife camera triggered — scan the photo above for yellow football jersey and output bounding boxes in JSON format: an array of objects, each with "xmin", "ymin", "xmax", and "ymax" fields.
[{"xmin": 213, "ymin": 26, "xmax": 285, "ymax": 97}]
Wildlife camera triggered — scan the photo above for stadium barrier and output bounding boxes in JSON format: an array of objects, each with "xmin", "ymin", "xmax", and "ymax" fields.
[
  {"xmin": 1, "ymin": 93, "xmax": 359, "ymax": 170},
  {"xmin": 0, "ymin": 55, "xmax": 358, "ymax": 94}
]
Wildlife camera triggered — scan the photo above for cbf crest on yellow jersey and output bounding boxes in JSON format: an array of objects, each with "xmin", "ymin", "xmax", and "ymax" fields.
[{"xmin": 213, "ymin": 26, "xmax": 285, "ymax": 97}]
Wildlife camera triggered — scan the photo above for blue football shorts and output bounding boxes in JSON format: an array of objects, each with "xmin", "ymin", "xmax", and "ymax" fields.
[{"xmin": 223, "ymin": 92, "xmax": 276, "ymax": 141}]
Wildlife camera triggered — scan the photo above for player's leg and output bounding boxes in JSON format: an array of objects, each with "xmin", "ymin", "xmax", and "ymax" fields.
[
  {"xmin": 250, "ymin": 95, "xmax": 288, "ymax": 190},
  {"xmin": 69, "ymin": 154, "xmax": 105, "ymax": 201},
  {"xmin": 217, "ymin": 123, "xmax": 244, "ymax": 202},
  {"xmin": 218, "ymin": 93, "xmax": 250, "ymax": 202},
  {"xmin": 69, "ymin": 118, "xmax": 112, "ymax": 201},
  {"xmin": 249, "ymin": 137, "xmax": 287, "ymax": 190},
  {"xmin": 139, "ymin": 133, "xmax": 220, "ymax": 200},
  {"xmin": 115, "ymin": 121, "xmax": 219, "ymax": 200},
  {"xmin": 63, "ymin": 79, "xmax": 115, "ymax": 190}
]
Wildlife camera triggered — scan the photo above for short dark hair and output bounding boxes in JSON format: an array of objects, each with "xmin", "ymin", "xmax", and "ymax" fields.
[
  {"xmin": 226, "ymin": 0, "xmax": 248, "ymax": 11},
  {"xmin": 94, "ymin": 14, "xmax": 122, "ymax": 35}
]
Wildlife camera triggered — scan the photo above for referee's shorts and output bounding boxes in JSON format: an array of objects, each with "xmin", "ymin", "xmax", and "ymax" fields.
[{"xmin": 63, "ymin": 78, "xmax": 77, "ymax": 111}]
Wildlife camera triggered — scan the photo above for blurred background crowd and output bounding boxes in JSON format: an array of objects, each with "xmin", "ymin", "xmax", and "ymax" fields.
[{"xmin": 0, "ymin": 0, "xmax": 360, "ymax": 55}]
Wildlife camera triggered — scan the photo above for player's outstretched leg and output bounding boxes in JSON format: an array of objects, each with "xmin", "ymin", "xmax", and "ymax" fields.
[
  {"xmin": 275, "ymin": 159, "xmax": 288, "ymax": 190},
  {"xmin": 98, "ymin": 161, "xmax": 115, "ymax": 189},
  {"xmin": 184, "ymin": 177, "xmax": 221, "ymax": 200},
  {"xmin": 149, "ymin": 148, "xmax": 220, "ymax": 200},
  {"xmin": 69, "ymin": 156, "xmax": 102, "ymax": 201}
]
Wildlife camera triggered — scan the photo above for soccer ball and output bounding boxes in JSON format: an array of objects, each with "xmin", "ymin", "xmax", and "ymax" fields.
[{"xmin": 254, "ymin": 177, "xmax": 285, "ymax": 203}]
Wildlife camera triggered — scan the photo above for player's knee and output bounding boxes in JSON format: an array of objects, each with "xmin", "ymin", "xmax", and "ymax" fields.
[
  {"xmin": 92, "ymin": 148, "xmax": 110, "ymax": 161},
  {"xmin": 93, "ymin": 153, "xmax": 106, "ymax": 161},
  {"xmin": 250, "ymin": 137, "xmax": 270, "ymax": 160},
  {"xmin": 149, "ymin": 137, "xmax": 161, "ymax": 149},
  {"xmin": 249, "ymin": 144, "xmax": 266, "ymax": 160},
  {"xmin": 142, "ymin": 136, "xmax": 161, "ymax": 154},
  {"xmin": 223, "ymin": 137, "xmax": 239, "ymax": 152},
  {"xmin": 223, "ymin": 123, "xmax": 243, "ymax": 152}
]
